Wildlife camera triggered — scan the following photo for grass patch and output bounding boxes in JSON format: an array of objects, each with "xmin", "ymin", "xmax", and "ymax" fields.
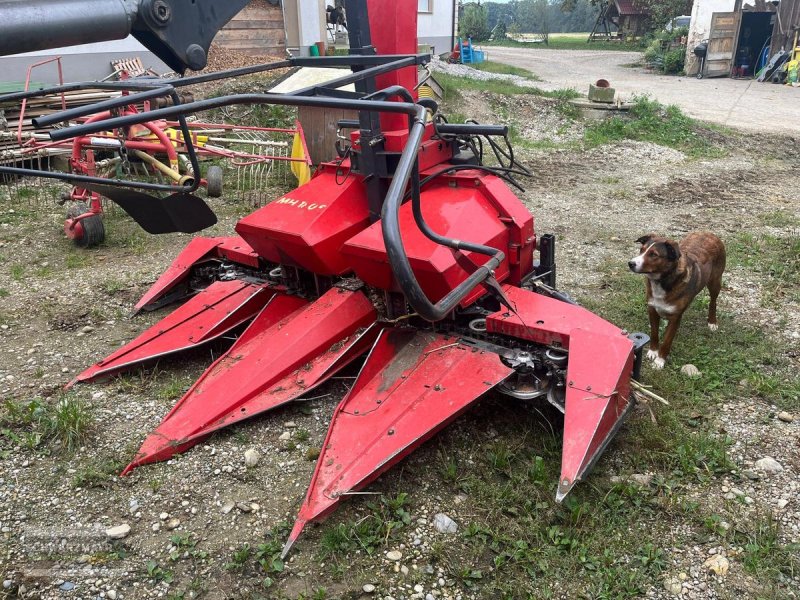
[
  {"xmin": 65, "ymin": 251, "xmax": 91, "ymax": 270},
  {"xmin": 155, "ymin": 375, "xmax": 191, "ymax": 403},
  {"xmin": 224, "ymin": 523, "xmax": 288, "ymax": 589},
  {"xmin": 319, "ymin": 492, "xmax": 413, "ymax": 559},
  {"xmin": 1, "ymin": 394, "xmax": 93, "ymax": 452},
  {"xmin": 582, "ymin": 259, "xmax": 795, "ymax": 404},
  {"xmin": 584, "ymin": 96, "xmax": 725, "ymax": 157},
  {"xmin": 727, "ymin": 232, "xmax": 800, "ymax": 305},
  {"xmin": 758, "ymin": 210, "xmax": 800, "ymax": 228},
  {"xmin": 471, "ymin": 60, "xmax": 540, "ymax": 80},
  {"xmin": 436, "ymin": 72, "xmax": 578, "ymax": 105},
  {"xmin": 485, "ymin": 35, "xmax": 642, "ymax": 52},
  {"xmin": 72, "ymin": 455, "xmax": 125, "ymax": 488},
  {"xmin": 736, "ymin": 514, "xmax": 800, "ymax": 587}
]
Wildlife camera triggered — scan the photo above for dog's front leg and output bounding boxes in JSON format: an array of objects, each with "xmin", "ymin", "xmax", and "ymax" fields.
[
  {"xmin": 653, "ymin": 314, "xmax": 683, "ymax": 369},
  {"xmin": 647, "ymin": 306, "xmax": 661, "ymax": 362}
]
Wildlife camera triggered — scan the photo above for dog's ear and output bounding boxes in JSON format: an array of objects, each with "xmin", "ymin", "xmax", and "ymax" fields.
[
  {"xmin": 664, "ymin": 240, "xmax": 681, "ymax": 261},
  {"xmin": 635, "ymin": 234, "xmax": 653, "ymax": 246}
]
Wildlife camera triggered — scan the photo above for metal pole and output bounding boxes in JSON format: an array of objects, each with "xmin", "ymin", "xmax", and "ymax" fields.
[{"xmin": 0, "ymin": 0, "xmax": 138, "ymax": 57}]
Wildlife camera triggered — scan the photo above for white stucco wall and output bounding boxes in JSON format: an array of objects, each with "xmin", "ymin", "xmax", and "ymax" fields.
[
  {"xmin": 685, "ymin": 0, "xmax": 737, "ymax": 74},
  {"xmin": 0, "ymin": 37, "xmax": 169, "ymax": 83},
  {"xmin": 418, "ymin": 0, "xmax": 455, "ymax": 54}
]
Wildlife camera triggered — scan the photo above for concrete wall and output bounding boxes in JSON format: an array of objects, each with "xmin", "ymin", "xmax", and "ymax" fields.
[
  {"xmin": 418, "ymin": 0, "xmax": 456, "ymax": 54},
  {"xmin": 685, "ymin": 0, "xmax": 737, "ymax": 74}
]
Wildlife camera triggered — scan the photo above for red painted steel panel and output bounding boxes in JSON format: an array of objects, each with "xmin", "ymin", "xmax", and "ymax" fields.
[
  {"xmin": 285, "ymin": 328, "xmax": 512, "ymax": 551},
  {"xmin": 341, "ymin": 179, "xmax": 511, "ymax": 306},
  {"xmin": 70, "ymin": 280, "xmax": 272, "ymax": 386},
  {"xmin": 134, "ymin": 236, "xmax": 260, "ymax": 312},
  {"xmin": 367, "ymin": 0, "xmax": 418, "ymax": 130},
  {"xmin": 558, "ymin": 328, "xmax": 634, "ymax": 500},
  {"xmin": 485, "ymin": 286, "xmax": 625, "ymax": 347},
  {"xmin": 235, "ymin": 169, "xmax": 370, "ymax": 275},
  {"xmin": 134, "ymin": 237, "xmax": 221, "ymax": 312},
  {"xmin": 122, "ymin": 288, "xmax": 378, "ymax": 474}
]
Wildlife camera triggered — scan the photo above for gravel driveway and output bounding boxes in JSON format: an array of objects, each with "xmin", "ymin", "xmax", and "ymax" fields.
[{"xmin": 488, "ymin": 46, "xmax": 800, "ymax": 134}]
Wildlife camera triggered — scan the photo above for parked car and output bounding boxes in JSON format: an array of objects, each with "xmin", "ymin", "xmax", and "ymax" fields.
[{"xmin": 666, "ymin": 15, "xmax": 691, "ymax": 32}]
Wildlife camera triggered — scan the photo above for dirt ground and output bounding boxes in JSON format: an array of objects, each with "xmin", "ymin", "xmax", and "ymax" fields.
[
  {"xmin": 0, "ymin": 76, "xmax": 799, "ymax": 600},
  {"xmin": 487, "ymin": 46, "xmax": 800, "ymax": 134}
]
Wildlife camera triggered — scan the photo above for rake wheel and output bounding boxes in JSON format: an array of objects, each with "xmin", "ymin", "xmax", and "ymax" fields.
[
  {"xmin": 205, "ymin": 165, "xmax": 223, "ymax": 198},
  {"xmin": 66, "ymin": 202, "xmax": 105, "ymax": 247}
]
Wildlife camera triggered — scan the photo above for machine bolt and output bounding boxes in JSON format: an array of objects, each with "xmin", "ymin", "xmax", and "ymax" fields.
[{"xmin": 151, "ymin": 0, "xmax": 172, "ymax": 24}]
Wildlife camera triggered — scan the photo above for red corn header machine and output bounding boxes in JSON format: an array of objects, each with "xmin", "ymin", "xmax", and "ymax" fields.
[{"xmin": 0, "ymin": 0, "xmax": 647, "ymax": 555}]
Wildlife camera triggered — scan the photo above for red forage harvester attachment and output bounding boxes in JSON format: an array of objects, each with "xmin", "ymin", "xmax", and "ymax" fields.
[{"xmin": 2, "ymin": 0, "xmax": 649, "ymax": 557}]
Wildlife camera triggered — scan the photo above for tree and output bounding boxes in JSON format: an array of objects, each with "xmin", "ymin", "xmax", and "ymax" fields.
[
  {"xmin": 533, "ymin": 0, "xmax": 550, "ymax": 44},
  {"xmin": 639, "ymin": 0, "xmax": 693, "ymax": 29},
  {"xmin": 460, "ymin": 3, "xmax": 490, "ymax": 42}
]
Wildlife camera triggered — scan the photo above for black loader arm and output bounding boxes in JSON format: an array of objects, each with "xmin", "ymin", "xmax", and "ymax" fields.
[{"xmin": 0, "ymin": 0, "xmax": 251, "ymax": 73}]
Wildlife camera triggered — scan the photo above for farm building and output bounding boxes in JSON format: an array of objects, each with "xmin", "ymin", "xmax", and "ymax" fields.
[
  {"xmin": 685, "ymin": 0, "xmax": 800, "ymax": 77},
  {"xmin": 609, "ymin": 0, "xmax": 651, "ymax": 38}
]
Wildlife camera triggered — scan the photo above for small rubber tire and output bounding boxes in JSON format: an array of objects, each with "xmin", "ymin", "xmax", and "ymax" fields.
[
  {"xmin": 66, "ymin": 202, "xmax": 105, "ymax": 248},
  {"xmin": 206, "ymin": 165, "xmax": 224, "ymax": 198}
]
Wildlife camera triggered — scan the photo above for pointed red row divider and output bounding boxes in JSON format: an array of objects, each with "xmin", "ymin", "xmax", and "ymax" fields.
[
  {"xmin": 283, "ymin": 327, "xmax": 513, "ymax": 556},
  {"xmin": 69, "ymin": 280, "xmax": 273, "ymax": 387},
  {"xmin": 122, "ymin": 287, "xmax": 378, "ymax": 475}
]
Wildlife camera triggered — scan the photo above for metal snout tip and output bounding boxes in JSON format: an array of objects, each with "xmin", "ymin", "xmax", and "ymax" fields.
[
  {"xmin": 281, "ymin": 519, "xmax": 306, "ymax": 559},
  {"xmin": 555, "ymin": 477, "xmax": 574, "ymax": 503},
  {"xmin": 280, "ymin": 538, "xmax": 295, "ymax": 561}
]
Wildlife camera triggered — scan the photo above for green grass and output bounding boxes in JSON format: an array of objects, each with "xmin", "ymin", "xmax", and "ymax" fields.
[
  {"xmin": 72, "ymin": 456, "xmax": 125, "ymax": 488},
  {"xmin": 737, "ymin": 514, "xmax": 800, "ymax": 586},
  {"xmin": 584, "ymin": 96, "xmax": 725, "ymax": 158},
  {"xmin": 485, "ymin": 34, "xmax": 643, "ymax": 52},
  {"xmin": 1, "ymin": 394, "xmax": 93, "ymax": 452},
  {"xmin": 727, "ymin": 232, "xmax": 800, "ymax": 305},
  {"xmin": 155, "ymin": 375, "xmax": 192, "ymax": 403},
  {"xmin": 223, "ymin": 523, "xmax": 288, "ymax": 589},
  {"xmin": 436, "ymin": 71, "xmax": 578, "ymax": 104},
  {"xmin": 758, "ymin": 210, "xmax": 800, "ymax": 228},
  {"xmin": 471, "ymin": 60, "xmax": 540, "ymax": 80},
  {"xmin": 584, "ymin": 256, "xmax": 799, "ymax": 414},
  {"xmin": 319, "ymin": 492, "xmax": 412, "ymax": 560}
]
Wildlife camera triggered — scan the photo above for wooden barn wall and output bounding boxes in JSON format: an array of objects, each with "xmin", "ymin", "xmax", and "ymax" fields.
[
  {"xmin": 770, "ymin": 0, "xmax": 800, "ymax": 55},
  {"xmin": 215, "ymin": 0, "xmax": 286, "ymax": 56}
]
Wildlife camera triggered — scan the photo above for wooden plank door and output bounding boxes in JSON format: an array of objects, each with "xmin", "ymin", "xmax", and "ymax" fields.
[{"xmin": 706, "ymin": 12, "xmax": 740, "ymax": 77}]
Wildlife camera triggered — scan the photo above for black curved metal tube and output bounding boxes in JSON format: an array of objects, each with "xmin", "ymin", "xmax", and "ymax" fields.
[
  {"xmin": 380, "ymin": 117, "xmax": 505, "ymax": 322},
  {"xmin": 15, "ymin": 88, "xmax": 507, "ymax": 322},
  {"xmin": 48, "ymin": 93, "xmax": 423, "ymax": 141}
]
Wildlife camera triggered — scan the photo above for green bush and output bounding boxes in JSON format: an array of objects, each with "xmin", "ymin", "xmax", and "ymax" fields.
[
  {"xmin": 663, "ymin": 48, "xmax": 686, "ymax": 74},
  {"xmin": 643, "ymin": 45, "xmax": 660, "ymax": 65}
]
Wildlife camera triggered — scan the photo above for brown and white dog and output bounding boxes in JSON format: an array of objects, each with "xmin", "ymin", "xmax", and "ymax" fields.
[{"xmin": 628, "ymin": 232, "xmax": 726, "ymax": 369}]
